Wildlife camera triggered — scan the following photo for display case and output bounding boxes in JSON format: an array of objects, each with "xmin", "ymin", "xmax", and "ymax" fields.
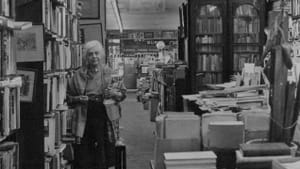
[
  {"xmin": 187, "ymin": 0, "xmax": 266, "ymax": 92},
  {"xmin": 229, "ymin": 0, "xmax": 266, "ymax": 73}
]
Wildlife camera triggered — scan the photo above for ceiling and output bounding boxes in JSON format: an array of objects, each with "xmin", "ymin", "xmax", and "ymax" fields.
[{"xmin": 106, "ymin": 0, "xmax": 186, "ymax": 30}]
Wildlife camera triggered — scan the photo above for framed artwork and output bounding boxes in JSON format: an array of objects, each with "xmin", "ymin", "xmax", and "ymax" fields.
[
  {"xmin": 15, "ymin": 25, "xmax": 44, "ymax": 62},
  {"xmin": 17, "ymin": 69, "xmax": 37, "ymax": 102},
  {"xmin": 80, "ymin": 0, "xmax": 100, "ymax": 19},
  {"xmin": 80, "ymin": 23, "xmax": 103, "ymax": 44}
]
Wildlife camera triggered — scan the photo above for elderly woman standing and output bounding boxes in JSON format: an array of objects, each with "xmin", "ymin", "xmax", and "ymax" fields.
[{"xmin": 66, "ymin": 40, "xmax": 126, "ymax": 169}]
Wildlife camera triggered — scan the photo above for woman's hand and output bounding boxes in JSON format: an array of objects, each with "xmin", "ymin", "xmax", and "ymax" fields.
[
  {"xmin": 104, "ymin": 88, "xmax": 122, "ymax": 100},
  {"xmin": 71, "ymin": 95, "xmax": 88, "ymax": 104},
  {"xmin": 79, "ymin": 95, "xmax": 89, "ymax": 102}
]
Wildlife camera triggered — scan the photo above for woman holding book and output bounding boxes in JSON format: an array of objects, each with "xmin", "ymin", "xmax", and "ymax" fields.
[{"xmin": 66, "ymin": 40, "xmax": 126, "ymax": 169}]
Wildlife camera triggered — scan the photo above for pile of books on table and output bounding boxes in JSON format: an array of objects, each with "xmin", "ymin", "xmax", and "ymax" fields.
[
  {"xmin": 164, "ymin": 151, "xmax": 217, "ymax": 169},
  {"xmin": 236, "ymin": 143, "xmax": 294, "ymax": 169}
]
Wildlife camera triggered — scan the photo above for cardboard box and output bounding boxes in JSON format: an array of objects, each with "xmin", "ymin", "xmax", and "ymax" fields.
[
  {"xmin": 155, "ymin": 112, "xmax": 200, "ymax": 139},
  {"xmin": 153, "ymin": 138, "xmax": 201, "ymax": 169},
  {"xmin": 201, "ymin": 113, "xmax": 237, "ymax": 148}
]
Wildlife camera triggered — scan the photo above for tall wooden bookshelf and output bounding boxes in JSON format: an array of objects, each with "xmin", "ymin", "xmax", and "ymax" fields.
[
  {"xmin": 0, "ymin": 0, "xmax": 33, "ymax": 168},
  {"xmin": 15, "ymin": 0, "xmax": 83, "ymax": 169},
  {"xmin": 292, "ymin": 0, "xmax": 300, "ymax": 40},
  {"xmin": 187, "ymin": 0, "xmax": 266, "ymax": 92}
]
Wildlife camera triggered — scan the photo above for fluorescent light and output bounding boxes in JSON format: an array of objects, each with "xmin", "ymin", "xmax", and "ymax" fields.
[{"xmin": 110, "ymin": 0, "xmax": 123, "ymax": 33}]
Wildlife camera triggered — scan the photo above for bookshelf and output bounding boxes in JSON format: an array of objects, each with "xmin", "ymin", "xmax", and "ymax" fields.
[
  {"xmin": 15, "ymin": 0, "xmax": 83, "ymax": 169},
  {"xmin": 187, "ymin": 0, "xmax": 266, "ymax": 92},
  {"xmin": 229, "ymin": 1, "xmax": 265, "ymax": 73},
  {"xmin": 292, "ymin": 0, "xmax": 300, "ymax": 40},
  {"xmin": 0, "ymin": 0, "xmax": 33, "ymax": 168}
]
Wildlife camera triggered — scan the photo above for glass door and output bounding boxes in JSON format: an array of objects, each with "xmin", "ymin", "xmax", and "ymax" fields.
[
  {"xmin": 232, "ymin": 4, "xmax": 260, "ymax": 72},
  {"xmin": 195, "ymin": 4, "xmax": 223, "ymax": 85}
]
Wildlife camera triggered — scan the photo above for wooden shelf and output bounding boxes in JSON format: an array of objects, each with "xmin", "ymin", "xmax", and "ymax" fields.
[
  {"xmin": 196, "ymin": 51, "xmax": 222, "ymax": 54},
  {"xmin": 0, "ymin": 16, "xmax": 32, "ymax": 30},
  {"xmin": 234, "ymin": 16, "xmax": 259, "ymax": 19},
  {"xmin": 292, "ymin": 15, "xmax": 300, "ymax": 20},
  {"xmin": 234, "ymin": 51, "xmax": 260, "ymax": 54},
  {"xmin": 196, "ymin": 71, "xmax": 223, "ymax": 74},
  {"xmin": 232, "ymin": 43, "xmax": 260, "ymax": 46},
  {"xmin": 196, "ymin": 33, "xmax": 223, "ymax": 35},
  {"xmin": 198, "ymin": 43, "xmax": 223, "ymax": 46},
  {"xmin": 0, "ymin": 77, "xmax": 22, "ymax": 88},
  {"xmin": 234, "ymin": 33, "xmax": 259, "ymax": 35},
  {"xmin": 198, "ymin": 16, "xmax": 222, "ymax": 19}
]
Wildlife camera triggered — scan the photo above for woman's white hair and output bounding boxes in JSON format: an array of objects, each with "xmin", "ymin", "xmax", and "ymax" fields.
[{"xmin": 82, "ymin": 40, "xmax": 105, "ymax": 66}]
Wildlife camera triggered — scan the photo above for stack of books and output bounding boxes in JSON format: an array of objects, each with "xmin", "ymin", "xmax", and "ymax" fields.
[
  {"xmin": 153, "ymin": 112, "xmax": 201, "ymax": 169},
  {"xmin": 164, "ymin": 151, "xmax": 217, "ymax": 169},
  {"xmin": 236, "ymin": 143, "xmax": 293, "ymax": 169}
]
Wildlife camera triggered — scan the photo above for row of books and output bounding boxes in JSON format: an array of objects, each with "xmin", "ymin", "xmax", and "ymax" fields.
[
  {"xmin": 233, "ymin": 18, "xmax": 260, "ymax": 34},
  {"xmin": 44, "ymin": 75, "xmax": 67, "ymax": 113},
  {"xmin": 233, "ymin": 33, "xmax": 259, "ymax": 43},
  {"xmin": 195, "ymin": 46, "xmax": 222, "ymax": 53},
  {"xmin": 235, "ymin": 4, "xmax": 258, "ymax": 17},
  {"xmin": 195, "ymin": 35, "xmax": 222, "ymax": 44},
  {"xmin": 196, "ymin": 54, "xmax": 223, "ymax": 72},
  {"xmin": 43, "ymin": 0, "xmax": 80, "ymax": 41},
  {"xmin": 195, "ymin": 18, "xmax": 223, "ymax": 34},
  {"xmin": 199, "ymin": 5, "xmax": 220, "ymax": 17},
  {"xmin": 0, "ymin": 142, "xmax": 18, "ymax": 169},
  {"xmin": 0, "ymin": 29, "xmax": 15, "ymax": 77},
  {"xmin": 0, "ymin": 0, "xmax": 14, "ymax": 17},
  {"xmin": 0, "ymin": 86, "xmax": 20, "ymax": 139},
  {"xmin": 196, "ymin": 73, "xmax": 223, "ymax": 87},
  {"xmin": 234, "ymin": 45, "xmax": 259, "ymax": 53},
  {"xmin": 164, "ymin": 151, "xmax": 217, "ymax": 169},
  {"xmin": 292, "ymin": 0, "xmax": 300, "ymax": 16},
  {"xmin": 126, "ymin": 31, "xmax": 178, "ymax": 40},
  {"xmin": 65, "ymin": 0, "xmax": 79, "ymax": 16},
  {"xmin": 44, "ymin": 40, "xmax": 83, "ymax": 72},
  {"xmin": 44, "ymin": 110, "xmax": 73, "ymax": 155},
  {"xmin": 153, "ymin": 112, "xmax": 202, "ymax": 169},
  {"xmin": 291, "ymin": 19, "xmax": 300, "ymax": 40},
  {"xmin": 233, "ymin": 54, "xmax": 259, "ymax": 72}
]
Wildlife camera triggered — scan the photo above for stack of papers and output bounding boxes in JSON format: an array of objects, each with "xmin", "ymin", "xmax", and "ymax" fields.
[{"xmin": 164, "ymin": 151, "xmax": 217, "ymax": 169}]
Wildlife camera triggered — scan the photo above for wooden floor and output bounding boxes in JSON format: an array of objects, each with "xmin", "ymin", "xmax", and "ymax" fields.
[{"xmin": 120, "ymin": 92, "xmax": 155, "ymax": 169}]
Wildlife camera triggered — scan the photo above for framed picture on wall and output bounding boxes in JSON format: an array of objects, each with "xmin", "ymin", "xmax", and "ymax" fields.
[
  {"xmin": 80, "ymin": 0, "xmax": 100, "ymax": 19},
  {"xmin": 80, "ymin": 23, "xmax": 103, "ymax": 44},
  {"xmin": 17, "ymin": 69, "xmax": 37, "ymax": 102},
  {"xmin": 15, "ymin": 25, "xmax": 44, "ymax": 62}
]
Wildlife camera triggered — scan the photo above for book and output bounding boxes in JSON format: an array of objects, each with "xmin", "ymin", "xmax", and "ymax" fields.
[
  {"xmin": 164, "ymin": 151, "xmax": 216, "ymax": 169},
  {"xmin": 164, "ymin": 151, "xmax": 216, "ymax": 161},
  {"xmin": 240, "ymin": 143, "xmax": 291, "ymax": 157},
  {"xmin": 208, "ymin": 121, "xmax": 244, "ymax": 149},
  {"xmin": 0, "ymin": 142, "xmax": 18, "ymax": 169}
]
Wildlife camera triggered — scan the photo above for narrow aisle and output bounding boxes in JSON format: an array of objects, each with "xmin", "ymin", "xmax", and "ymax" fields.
[{"xmin": 119, "ymin": 92, "xmax": 155, "ymax": 169}]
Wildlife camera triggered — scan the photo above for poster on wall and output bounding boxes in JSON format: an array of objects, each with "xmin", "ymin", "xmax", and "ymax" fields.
[
  {"xmin": 80, "ymin": 0, "xmax": 100, "ymax": 19},
  {"xmin": 15, "ymin": 25, "xmax": 44, "ymax": 62},
  {"xmin": 80, "ymin": 23, "xmax": 103, "ymax": 44}
]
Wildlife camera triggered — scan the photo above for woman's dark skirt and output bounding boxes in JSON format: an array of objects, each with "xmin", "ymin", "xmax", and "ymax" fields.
[{"xmin": 73, "ymin": 100, "xmax": 116, "ymax": 169}]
